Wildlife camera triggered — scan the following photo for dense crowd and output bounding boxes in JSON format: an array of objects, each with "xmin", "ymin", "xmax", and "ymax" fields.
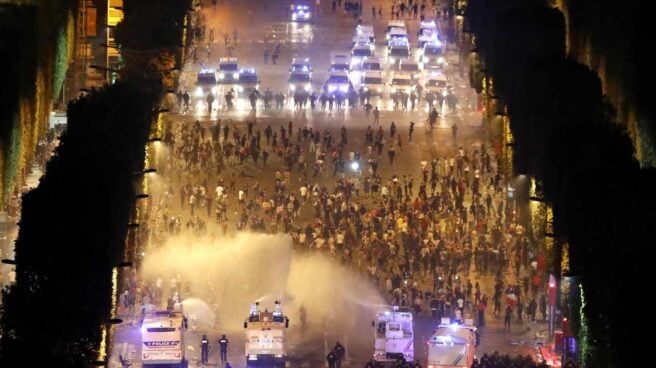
[
  {"xmin": 138, "ymin": 104, "xmax": 549, "ymax": 334},
  {"xmin": 112, "ymin": 1, "xmax": 557, "ymax": 366}
]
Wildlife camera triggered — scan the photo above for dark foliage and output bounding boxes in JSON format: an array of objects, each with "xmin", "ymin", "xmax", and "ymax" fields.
[
  {"xmin": 466, "ymin": 0, "xmax": 656, "ymax": 366},
  {"xmin": 115, "ymin": 0, "xmax": 190, "ymax": 50},
  {"xmin": 0, "ymin": 77, "xmax": 161, "ymax": 366}
]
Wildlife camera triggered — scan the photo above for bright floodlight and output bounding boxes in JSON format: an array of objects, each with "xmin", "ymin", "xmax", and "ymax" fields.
[{"xmin": 350, "ymin": 162, "xmax": 359, "ymax": 171}]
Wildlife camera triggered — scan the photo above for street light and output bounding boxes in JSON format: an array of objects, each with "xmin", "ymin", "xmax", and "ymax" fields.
[
  {"xmin": 89, "ymin": 64, "xmax": 119, "ymax": 73},
  {"xmin": 105, "ymin": 318, "xmax": 123, "ymax": 325},
  {"xmin": 133, "ymin": 168, "xmax": 157, "ymax": 176}
]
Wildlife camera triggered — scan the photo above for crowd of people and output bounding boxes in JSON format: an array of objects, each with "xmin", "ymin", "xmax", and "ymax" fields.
[
  {"xmin": 144, "ymin": 104, "xmax": 549, "ymax": 336},
  {"xmin": 113, "ymin": 1, "xmax": 559, "ymax": 366}
]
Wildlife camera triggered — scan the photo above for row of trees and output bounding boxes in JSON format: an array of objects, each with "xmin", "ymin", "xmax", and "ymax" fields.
[
  {"xmin": 0, "ymin": 0, "xmax": 191, "ymax": 365},
  {"xmin": 466, "ymin": 0, "xmax": 656, "ymax": 366},
  {"xmin": 0, "ymin": 1, "xmax": 76, "ymax": 210},
  {"xmin": 555, "ymin": 0, "xmax": 655, "ymax": 166},
  {"xmin": 0, "ymin": 77, "xmax": 161, "ymax": 366}
]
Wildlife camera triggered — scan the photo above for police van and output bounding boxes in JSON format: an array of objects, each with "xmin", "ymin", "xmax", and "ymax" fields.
[
  {"xmin": 244, "ymin": 301, "xmax": 289, "ymax": 367},
  {"xmin": 142, "ymin": 309, "xmax": 187, "ymax": 367}
]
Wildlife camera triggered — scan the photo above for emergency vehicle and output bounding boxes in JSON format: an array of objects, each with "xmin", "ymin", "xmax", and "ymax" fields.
[
  {"xmin": 361, "ymin": 56, "xmax": 383, "ymax": 72},
  {"xmin": 243, "ymin": 301, "xmax": 289, "ymax": 367},
  {"xmin": 426, "ymin": 321, "xmax": 478, "ymax": 368},
  {"xmin": 325, "ymin": 71, "xmax": 351, "ymax": 94},
  {"xmin": 351, "ymin": 43, "xmax": 375, "ymax": 70},
  {"xmin": 388, "ymin": 38, "xmax": 410, "ymax": 66},
  {"xmin": 386, "ymin": 20, "xmax": 406, "ymax": 34},
  {"xmin": 361, "ymin": 71, "xmax": 385, "ymax": 96},
  {"xmin": 356, "ymin": 24, "xmax": 376, "ymax": 43},
  {"xmin": 194, "ymin": 69, "xmax": 218, "ymax": 98},
  {"xmin": 419, "ymin": 41, "xmax": 445, "ymax": 69},
  {"xmin": 141, "ymin": 309, "xmax": 187, "ymax": 367},
  {"xmin": 290, "ymin": 4, "xmax": 311, "ymax": 22},
  {"xmin": 424, "ymin": 71, "xmax": 448, "ymax": 96},
  {"xmin": 389, "ymin": 72, "xmax": 415, "ymax": 94},
  {"xmin": 290, "ymin": 57, "xmax": 312, "ymax": 72},
  {"xmin": 371, "ymin": 307, "xmax": 415, "ymax": 365},
  {"xmin": 218, "ymin": 57, "xmax": 240, "ymax": 85},
  {"xmin": 330, "ymin": 54, "xmax": 351, "ymax": 72},
  {"xmin": 398, "ymin": 59, "xmax": 422, "ymax": 80},
  {"xmin": 289, "ymin": 65, "xmax": 312, "ymax": 93},
  {"xmin": 236, "ymin": 68, "xmax": 260, "ymax": 96}
]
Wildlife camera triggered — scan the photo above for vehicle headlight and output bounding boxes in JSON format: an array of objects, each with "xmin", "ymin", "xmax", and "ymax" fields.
[
  {"xmin": 438, "ymin": 57, "xmax": 445, "ymax": 64},
  {"xmin": 248, "ymin": 354, "xmax": 258, "ymax": 360},
  {"xmin": 218, "ymin": 72, "xmax": 225, "ymax": 79},
  {"xmin": 211, "ymin": 86, "xmax": 218, "ymax": 94},
  {"xmin": 328, "ymin": 85, "xmax": 336, "ymax": 92},
  {"xmin": 289, "ymin": 84, "xmax": 296, "ymax": 91},
  {"xmin": 339, "ymin": 85, "xmax": 348, "ymax": 92},
  {"xmin": 194, "ymin": 87, "xmax": 203, "ymax": 97},
  {"xmin": 232, "ymin": 72, "xmax": 239, "ymax": 79},
  {"xmin": 275, "ymin": 354, "xmax": 283, "ymax": 358},
  {"xmin": 304, "ymin": 84, "xmax": 311, "ymax": 91},
  {"xmin": 237, "ymin": 85, "xmax": 243, "ymax": 92},
  {"xmin": 423, "ymin": 56, "xmax": 429, "ymax": 63},
  {"xmin": 304, "ymin": 13, "xmax": 310, "ymax": 19}
]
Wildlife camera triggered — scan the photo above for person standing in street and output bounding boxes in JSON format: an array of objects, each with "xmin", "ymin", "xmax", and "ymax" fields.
[
  {"xmin": 373, "ymin": 106, "xmax": 380, "ymax": 125},
  {"xmin": 452, "ymin": 122, "xmax": 458, "ymax": 141},
  {"xmin": 409, "ymin": 121, "xmax": 415, "ymax": 141},
  {"xmin": 504, "ymin": 305, "xmax": 513, "ymax": 331},
  {"xmin": 207, "ymin": 92, "xmax": 215, "ymax": 114},
  {"xmin": 539, "ymin": 294, "xmax": 547, "ymax": 321},
  {"xmin": 200, "ymin": 334, "xmax": 210, "ymax": 364},
  {"xmin": 326, "ymin": 349, "xmax": 337, "ymax": 368},
  {"xmin": 219, "ymin": 334, "xmax": 229, "ymax": 364},
  {"xmin": 334, "ymin": 342, "xmax": 346, "ymax": 368}
]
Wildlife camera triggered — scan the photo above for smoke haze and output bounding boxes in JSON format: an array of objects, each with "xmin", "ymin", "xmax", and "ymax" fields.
[{"xmin": 140, "ymin": 233, "xmax": 384, "ymax": 341}]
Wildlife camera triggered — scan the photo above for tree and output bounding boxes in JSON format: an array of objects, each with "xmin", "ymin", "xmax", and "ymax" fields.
[{"xmin": 0, "ymin": 77, "xmax": 161, "ymax": 366}]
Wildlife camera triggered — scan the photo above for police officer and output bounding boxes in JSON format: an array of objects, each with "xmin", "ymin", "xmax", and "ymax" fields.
[
  {"xmin": 333, "ymin": 342, "xmax": 345, "ymax": 368},
  {"xmin": 326, "ymin": 349, "xmax": 338, "ymax": 368},
  {"xmin": 200, "ymin": 334, "xmax": 210, "ymax": 364},
  {"xmin": 219, "ymin": 334, "xmax": 229, "ymax": 364}
]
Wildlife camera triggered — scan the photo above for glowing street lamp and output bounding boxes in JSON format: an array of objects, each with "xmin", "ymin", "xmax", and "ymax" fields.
[
  {"xmin": 133, "ymin": 168, "xmax": 157, "ymax": 176},
  {"xmin": 548, "ymin": 274, "xmax": 557, "ymax": 338}
]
